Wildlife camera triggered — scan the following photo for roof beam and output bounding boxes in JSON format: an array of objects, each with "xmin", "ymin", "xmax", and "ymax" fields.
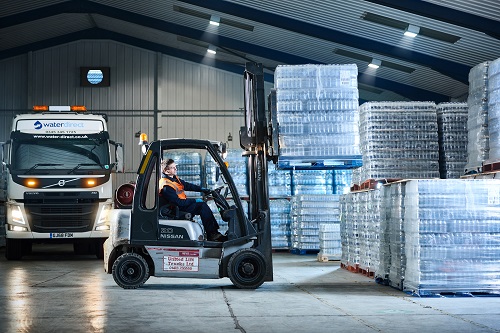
[
  {"xmin": 357, "ymin": 73, "xmax": 447, "ymax": 102},
  {"xmin": 176, "ymin": 0, "xmax": 471, "ymax": 84},
  {"xmin": 363, "ymin": 0, "xmax": 500, "ymax": 40},
  {"xmin": 0, "ymin": 1, "xmax": 82, "ymax": 28},
  {"xmin": 0, "ymin": 28, "xmax": 262, "ymax": 80}
]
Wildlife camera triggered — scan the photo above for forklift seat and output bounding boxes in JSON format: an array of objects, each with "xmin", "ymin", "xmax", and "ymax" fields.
[{"xmin": 159, "ymin": 197, "xmax": 192, "ymax": 220}]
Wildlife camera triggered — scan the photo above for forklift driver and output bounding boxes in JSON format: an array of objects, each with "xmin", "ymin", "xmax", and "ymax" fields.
[{"xmin": 159, "ymin": 158, "xmax": 228, "ymax": 242}]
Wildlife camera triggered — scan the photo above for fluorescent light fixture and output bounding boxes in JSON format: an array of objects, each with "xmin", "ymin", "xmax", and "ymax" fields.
[
  {"xmin": 209, "ymin": 15, "xmax": 220, "ymax": 26},
  {"xmin": 404, "ymin": 24, "xmax": 420, "ymax": 37},
  {"xmin": 368, "ymin": 59, "xmax": 381, "ymax": 69},
  {"xmin": 207, "ymin": 45, "xmax": 217, "ymax": 54}
]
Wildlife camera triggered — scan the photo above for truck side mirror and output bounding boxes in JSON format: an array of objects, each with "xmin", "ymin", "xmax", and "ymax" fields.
[{"xmin": 115, "ymin": 143, "xmax": 124, "ymax": 173}]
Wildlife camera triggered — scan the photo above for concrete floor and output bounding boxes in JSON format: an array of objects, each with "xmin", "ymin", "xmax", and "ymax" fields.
[{"xmin": 1, "ymin": 244, "xmax": 500, "ymax": 333}]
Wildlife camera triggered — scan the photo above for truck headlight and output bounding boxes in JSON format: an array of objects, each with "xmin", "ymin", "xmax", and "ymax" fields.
[
  {"xmin": 11, "ymin": 205, "xmax": 26, "ymax": 225},
  {"xmin": 8, "ymin": 225, "xmax": 28, "ymax": 232},
  {"xmin": 95, "ymin": 204, "xmax": 111, "ymax": 231}
]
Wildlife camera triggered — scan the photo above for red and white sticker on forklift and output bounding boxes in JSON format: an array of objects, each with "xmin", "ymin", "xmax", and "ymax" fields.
[{"xmin": 162, "ymin": 248, "xmax": 199, "ymax": 272}]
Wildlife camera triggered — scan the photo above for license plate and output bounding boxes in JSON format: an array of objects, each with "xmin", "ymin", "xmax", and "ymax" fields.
[{"xmin": 50, "ymin": 232, "xmax": 74, "ymax": 238}]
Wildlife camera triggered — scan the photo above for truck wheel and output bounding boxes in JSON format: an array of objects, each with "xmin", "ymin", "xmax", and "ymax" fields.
[
  {"xmin": 112, "ymin": 253, "xmax": 149, "ymax": 289},
  {"xmin": 228, "ymin": 248, "xmax": 267, "ymax": 289},
  {"xmin": 5, "ymin": 238, "xmax": 23, "ymax": 260}
]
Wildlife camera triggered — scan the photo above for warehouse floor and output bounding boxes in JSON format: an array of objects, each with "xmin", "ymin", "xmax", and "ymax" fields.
[{"xmin": 0, "ymin": 244, "xmax": 499, "ymax": 333}]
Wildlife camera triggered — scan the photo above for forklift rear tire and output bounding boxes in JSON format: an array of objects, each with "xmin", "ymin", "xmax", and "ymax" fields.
[
  {"xmin": 112, "ymin": 252, "xmax": 150, "ymax": 289},
  {"xmin": 228, "ymin": 248, "xmax": 267, "ymax": 289}
]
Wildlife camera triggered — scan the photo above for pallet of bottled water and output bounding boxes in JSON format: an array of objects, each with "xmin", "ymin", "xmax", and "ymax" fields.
[
  {"xmin": 465, "ymin": 61, "xmax": 490, "ymax": 174},
  {"xmin": 270, "ymin": 199, "xmax": 292, "ymax": 249},
  {"xmin": 291, "ymin": 194, "xmax": 341, "ymax": 251},
  {"xmin": 333, "ymin": 169, "xmax": 353, "ymax": 194},
  {"xmin": 268, "ymin": 164, "xmax": 292, "ymax": 197},
  {"xmin": 292, "ymin": 169, "xmax": 333, "ymax": 195},
  {"xmin": 164, "ymin": 150, "xmax": 202, "ymax": 197},
  {"xmin": 340, "ymin": 189, "xmax": 381, "ymax": 275},
  {"xmin": 273, "ymin": 64, "xmax": 361, "ymax": 168},
  {"xmin": 486, "ymin": 58, "xmax": 500, "ymax": 167},
  {"xmin": 358, "ymin": 101, "xmax": 440, "ymax": 180},
  {"xmin": 403, "ymin": 179, "xmax": 500, "ymax": 296},
  {"xmin": 318, "ymin": 223, "xmax": 341, "ymax": 261},
  {"xmin": 205, "ymin": 148, "xmax": 248, "ymax": 197},
  {"xmin": 376, "ymin": 181, "xmax": 407, "ymax": 289},
  {"xmin": 437, "ymin": 102, "xmax": 468, "ymax": 179}
]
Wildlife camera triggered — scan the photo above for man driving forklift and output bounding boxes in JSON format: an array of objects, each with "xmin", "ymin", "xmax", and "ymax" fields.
[{"xmin": 159, "ymin": 158, "xmax": 227, "ymax": 242}]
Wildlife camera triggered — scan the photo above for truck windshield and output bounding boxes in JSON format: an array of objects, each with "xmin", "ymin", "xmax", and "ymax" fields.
[{"xmin": 10, "ymin": 132, "xmax": 110, "ymax": 173}]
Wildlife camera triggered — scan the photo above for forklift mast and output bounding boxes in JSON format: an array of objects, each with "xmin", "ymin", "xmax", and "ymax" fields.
[{"xmin": 240, "ymin": 62, "xmax": 275, "ymax": 281}]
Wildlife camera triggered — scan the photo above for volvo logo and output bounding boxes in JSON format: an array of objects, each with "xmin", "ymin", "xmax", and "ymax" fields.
[{"xmin": 41, "ymin": 178, "xmax": 79, "ymax": 189}]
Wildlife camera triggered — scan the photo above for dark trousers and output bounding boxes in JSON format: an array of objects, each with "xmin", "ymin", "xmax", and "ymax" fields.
[{"xmin": 183, "ymin": 202, "xmax": 219, "ymax": 234}]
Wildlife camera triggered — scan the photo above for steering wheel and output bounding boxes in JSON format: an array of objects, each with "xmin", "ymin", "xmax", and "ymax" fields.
[{"xmin": 210, "ymin": 186, "xmax": 230, "ymax": 211}]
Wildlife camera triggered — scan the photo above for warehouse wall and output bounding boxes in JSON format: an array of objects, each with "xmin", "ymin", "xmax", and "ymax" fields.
[
  {"xmin": 0, "ymin": 55, "xmax": 28, "ymax": 143},
  {"xmin": 0, "ymin": 40, "xmax": 272, "ymax": 187}
]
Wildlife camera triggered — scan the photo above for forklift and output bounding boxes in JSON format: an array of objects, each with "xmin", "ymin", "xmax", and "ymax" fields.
[{"xmin": 104, "ymin": 63, "xmax": 276, "ymax": 289}]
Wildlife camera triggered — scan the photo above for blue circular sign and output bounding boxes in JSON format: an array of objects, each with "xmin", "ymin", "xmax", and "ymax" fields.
[{"xmin": 87, "ymin": 69, "xmax": 104, "ymax": 84}]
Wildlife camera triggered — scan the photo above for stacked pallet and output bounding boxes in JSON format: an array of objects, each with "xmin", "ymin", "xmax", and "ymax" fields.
[
  {"xmin": 403, "ymin": 179, "xmax": 500, "ymax": 296},
  {"xmin": 274, "ymin": 64, "xmax": 360, "ymax": 164},
  {"xmin": 270, "ymin": 199, "xmax": 292, "ymax": 249},
  {"xmin": 318, "ymin": 223, "xmax": 341, "ymax": 261},
  {"xmin": 340, "ymin": 189, "xmax": 381, "ymax": 276},
  {"xmin": 358, "ymin": 101, "xmax": 440, "ymax": 181},
  {"xmin": 437, "ymin": 103, "xmax": 468, "ymax": 179},
  {"xmin": 291, "ymin": 194, "xmax": 340, "ymax": 252},
  {"xmin": 465, "ymin": 62, "xmax": 490, "ymax": 173},
  {"xmin": 205, "ymin": 148, "xmax": 247, "ymax": 197},
  {"xmin": 486, "ymin": 58, "xmax": 500, "ymax": 167},
  {"xmin": 374, "ymin": 182, "xmax": 407, "ymax": 290}
]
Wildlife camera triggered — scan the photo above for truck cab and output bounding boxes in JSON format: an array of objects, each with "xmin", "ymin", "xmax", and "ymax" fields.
[{"xmin": 1, "ymin": 105, "xmax": 123, "ymax": 260}]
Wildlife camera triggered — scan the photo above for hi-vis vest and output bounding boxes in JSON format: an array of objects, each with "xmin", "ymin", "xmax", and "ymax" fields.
[{"xmin": 159, "ymin": 176, "xmax": 187, "ymax": 199}]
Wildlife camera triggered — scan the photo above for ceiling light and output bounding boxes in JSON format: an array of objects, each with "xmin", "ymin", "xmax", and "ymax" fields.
[
  {"xmin": 209, "ymin": 15, "xmax": 220, "ymax": 26},
  {"xmin": 404, "ymin": 24, "xmax": 420, "ymax": 38},
  {"xmin": 207, "ymin": 45, "xmax": 217, "ymax": 54},
  {"xmin": 174, "ymin": 5, "xmax": 254, "ymax": 31},
  {"xmin": 368, "ymin": 59, "xmax": 381, "ymax": 69},
  {"xmin": 333, "ymin": 48, "xmax": 415, "ymax": 73},
  {"xmin": 362, "ymin": 12, "xmax": 460, "ymax": 43}
]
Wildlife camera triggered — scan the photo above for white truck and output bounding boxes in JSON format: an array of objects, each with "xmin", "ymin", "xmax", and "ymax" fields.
[{"xmin": 0, "ymin": 105, "xmax": 123, "ymax": 260}]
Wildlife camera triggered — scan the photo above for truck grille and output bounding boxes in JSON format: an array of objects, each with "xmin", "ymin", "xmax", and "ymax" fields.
[{"xmin": 23, "ymin": 191, "xmax": 100, "ymax": 233}]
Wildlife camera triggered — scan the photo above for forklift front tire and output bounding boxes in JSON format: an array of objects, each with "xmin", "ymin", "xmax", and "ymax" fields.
[
  {"xmin": 228, "ymin": 248, "xmax": 267, "ymax": 289},
  {"xmin": 112, "ymin": 252, "xmax": 150, "ymax": 289}
]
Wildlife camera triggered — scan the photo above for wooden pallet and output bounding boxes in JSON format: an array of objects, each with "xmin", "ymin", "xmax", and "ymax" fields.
[
  {"xmin": 290, "ymin": 248, "xmax": 319, "ymax": 255},
  {"xmin": 317, "ymin": 253, "xmax": 341, "ymax": 262},
  {"xmin": 351, "ymin": 178, "xmax": 402, "ymax": 192}
]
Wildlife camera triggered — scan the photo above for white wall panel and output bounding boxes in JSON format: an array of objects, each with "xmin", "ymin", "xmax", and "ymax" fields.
[{"xmin": 28, "ymin": 40, "xmax": 156, "ymax": 110}]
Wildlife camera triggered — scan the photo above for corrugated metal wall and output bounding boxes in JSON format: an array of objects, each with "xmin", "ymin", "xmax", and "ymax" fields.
[
  {"xmin": 0, "ymin": 55, "xmax": 28, "ymax": 143},
  {"xmin": 0, "ymin": 40, "xmax": 268, "ymax": 190}
]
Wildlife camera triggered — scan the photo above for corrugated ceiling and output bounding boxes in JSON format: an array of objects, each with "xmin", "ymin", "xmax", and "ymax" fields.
[{"xmin": 1, "ymin": 0, "xmax": 499, "ymax": 102}]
